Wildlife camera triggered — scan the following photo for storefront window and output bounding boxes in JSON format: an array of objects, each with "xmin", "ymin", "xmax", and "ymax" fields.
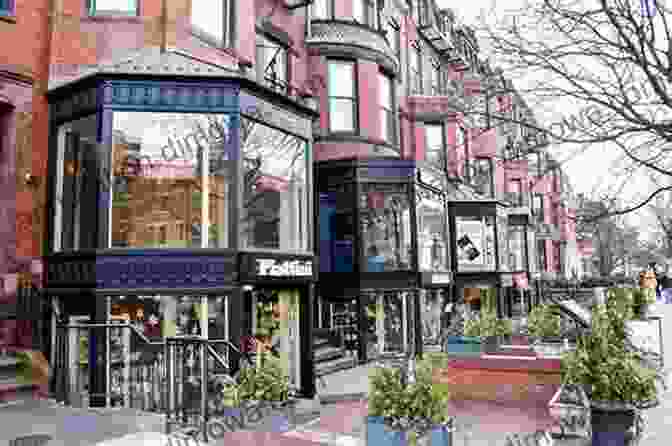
[
  {"xmin": 55, "ymin": 115, "xmax": 99, "ymax": 251},
  {"xmin": 110, "ymin": 112, "xmax": 235, "ymax": 248},
  {"xmin": 455, "ymin": 216, "xmax": 496, "ymax": 272},
  {"xmin": 240, "ymin": 117, "xmax": 310, "ymax": 251},
  {"xmin": 416, "ymin": 187, "xmax": 447, "ymax": 272},
  {"xmin": 508, "ymin": 225, "xmax": 527, "ymax": 271},
  {"xmin": 360, "ymin": 184, "xmax": 413, "ymax": 271}
]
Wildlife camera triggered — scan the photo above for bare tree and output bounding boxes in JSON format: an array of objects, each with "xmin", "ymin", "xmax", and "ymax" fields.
[{"xmin": 450, "ymin": 0, "xmax": 672, "ymax": 221}]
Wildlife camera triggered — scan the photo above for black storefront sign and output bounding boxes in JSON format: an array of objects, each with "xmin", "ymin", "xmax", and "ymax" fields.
[{"xmin": 239, "ymin": 253, "xmax": 316, "ymax": 282}]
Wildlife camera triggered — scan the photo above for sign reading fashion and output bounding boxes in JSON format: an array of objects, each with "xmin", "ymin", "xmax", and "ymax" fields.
[{"xmin": 255, "ymin": 259, "xmax": 313, "ymax": 277}]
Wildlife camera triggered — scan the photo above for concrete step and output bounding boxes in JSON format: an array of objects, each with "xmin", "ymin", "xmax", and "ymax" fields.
[
  {"xmin": 314, "ymin": 345, "xmax": 346, "ymax": 364},
  {"xmin": 315, "ymin": 355, "xmax": 357, "ymax": 377}
]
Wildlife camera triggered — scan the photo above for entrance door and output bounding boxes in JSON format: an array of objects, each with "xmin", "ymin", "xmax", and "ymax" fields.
[
  {"xmin": 376, "ymin": 291, "xmax": 407, "ymax": 355},
  {"xmin": 249, "ymin": 288, "xmax": 301, "ymax": 390},
  {"xmin": 67, "ymin": 315, "xmax": 91, "ymax": 407}
]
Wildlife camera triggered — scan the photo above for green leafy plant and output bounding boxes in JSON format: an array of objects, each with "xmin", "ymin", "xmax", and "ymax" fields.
[
  {"xmin": 606, "ymin": 287, "xmax": 634, "ymax": 320},
  {"xmin": 236, "ymin": 353, "xmax": 290, "ymax": 403},
  {"xmin": 561, "ymin": 303, "xmax": 660, "ymax": 407},
  {"xmin": 632, "ymin": 288, "xmax": 656, "ymax": 307},
  {"xmin": 368, "ymin": 357, "xmax": 451, "ymax": 434},
  {"xmin": 463, "ymin": 310, "xmax": 512, "ymax": 339},
  {"xmin": 527, "ymin": 304, "xmax": 562, "ymax": 340},
  {"xmin": 256, "ymin": 302, "xmax": 279, "ymax": 338}
]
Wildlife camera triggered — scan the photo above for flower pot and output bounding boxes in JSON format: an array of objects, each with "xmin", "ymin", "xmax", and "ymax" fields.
[
  {"xmin": 590, "ymin": 404, "xmax": 636, "ymax": 446},
  {"xmin": 365, "ymin": 416, "xmax": 453, "ymax": 446}
]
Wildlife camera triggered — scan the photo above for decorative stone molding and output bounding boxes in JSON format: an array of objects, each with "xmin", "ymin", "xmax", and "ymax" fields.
[{"xmin": 306, "ymin": 21, "xmax": 399, "ymax": 74}]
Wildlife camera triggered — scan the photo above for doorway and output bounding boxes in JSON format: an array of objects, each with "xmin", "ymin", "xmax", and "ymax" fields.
[{"xmin": 246, "ymin": 288, "xmax": 302, "ymax": 390}]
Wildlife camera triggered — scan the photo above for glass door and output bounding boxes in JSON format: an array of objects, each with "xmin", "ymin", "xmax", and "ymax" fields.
[
  {"xmin": 379, "ymin": 291, "xmax": 407, "ymax": 354},
  {"xmin": 67, "ymin": 315, "xmax": 90, "ymax": 407}
]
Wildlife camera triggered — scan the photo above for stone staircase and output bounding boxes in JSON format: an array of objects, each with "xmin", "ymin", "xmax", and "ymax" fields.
[{"xmin": 313, "ymin": 329, "xmax": 357, "ymax": 377}]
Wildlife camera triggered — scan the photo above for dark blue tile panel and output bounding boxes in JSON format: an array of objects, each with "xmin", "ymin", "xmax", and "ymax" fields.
[{"xmin": 95, "ymin": 252, "xmax": 237, "ymax": 289}]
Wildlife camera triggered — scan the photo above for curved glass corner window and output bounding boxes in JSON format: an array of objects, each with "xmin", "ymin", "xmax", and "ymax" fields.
[
  {"xmin": 110, "ymin": 112, "xmax": 235, "ymax": 248},
  {"xmin": 455, "ymin": 216, "xmax": 496, "ymax": 272},
  {"xmin": 54, "ymin": 115, "xmax": 100, "ymax": 251},
  {"xmin": 360, "ymin": 184, "xmax": 412, "ymax": 271},
  {"xmin": 416, "ymin": 188, "xmax": 447, "ymax": 272},
  {"xmin": 240, "ymin": 116, "xmax": 309, "ymax": 251}
]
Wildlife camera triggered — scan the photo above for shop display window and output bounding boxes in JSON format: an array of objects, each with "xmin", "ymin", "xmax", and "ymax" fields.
[
  {"xmin": 416, "ymin": 187, "xmax": 448, "ymax": 272},
  {"xmin": 360, "ymin": 184, "xmax": 413, "ymax": 272}
]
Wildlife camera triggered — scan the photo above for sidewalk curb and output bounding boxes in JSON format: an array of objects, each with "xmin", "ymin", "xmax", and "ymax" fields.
[{"xmin": 318, "ymin": 393, "xmax": 367, "ymax": 405}]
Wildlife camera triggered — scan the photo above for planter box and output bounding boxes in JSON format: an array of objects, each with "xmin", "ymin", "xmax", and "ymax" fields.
[
  {"xmin": 365, "ymin": 416, "xmax": 453, "ymax": 446},
  {"xmin": 206, "ymin": 399, "xmax": 297, "ymax": 436},
  {"xmin": 443, "ymin": 336, "xmax": 482, "ymax": 356}
]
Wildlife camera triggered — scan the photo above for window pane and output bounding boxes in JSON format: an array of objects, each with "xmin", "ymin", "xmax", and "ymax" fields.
[
  {"xmin": 360, "ymin": 184, "xmax": 413, "ymax": 271},
  {"xmin": 378, "ymin": 73, "xmax": 391, "ymax": 109},
  {"xmin": 313, "ymin": 0, "xmax": 328, "ymax": 18},
  {"xmin": 508, "ymin": 227, "xmax": 526, "ymax": 271},
  {"xmin": 329, "ymin": 99, "xmax": 355, "ymax": 132},
  {"xmin": 472, "ymin": 159, "xmax": 493, "ymax": 196},
  {"xmin": 417, "ymin": 189, "xmax": 447, "ymax": 271},
  {"xmin": 111, "ymin": 112, "xmax": 234, "ymax": 248},
  {"xmin": 353, "ymin": 0, "xmax": 364, "ymax": 22},
  {"xmin": 424, "ymin": 124, "xmax": 443, "ymax": 166},
  {"xmin": 240, "ymin": 118, "xmax": 309, "ymax": 251},
  {"xmin": 386, "ymin": 23, "xmax": 398, "ymax": 54},
  {"xmin": 191, "ymin": 0, "xmax": 223, "ymax": 39},
  {"xmin": 328, "ymin": 62, "xmax": 355, "ymax": 98},
  {"xmin": 91, "ymin": 0, "xmax": 137, "ymax": 13},
  {"xmin": 55, "ymin": 115, "xmax": 99, "ymax": 251},
  {"xmin": 381, "ymin": 110, "xmax": 389, "ymax": 141}
]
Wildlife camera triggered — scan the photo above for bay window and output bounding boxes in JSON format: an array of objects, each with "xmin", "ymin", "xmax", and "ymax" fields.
[
  {"xmin": 424, "ymin": 124, "xmax": 445, "ymax": 170},
  {"xmin": 87, "ymin": 0, "xmax": 138, "ymax": 15},
  {"xmin": 327, "ymin": 61, "xmax": 357, "ymax": 133},
  {"xmin": 191, "ymin": 0, "xmax": 234, "ymax": 48},
  {"xmin": 379, "ymin": 72, "xmax": 395, "ymax": 143},
  {"xmin": 256, "ymin": 34, "xmax": 289, "ymax": 94}
]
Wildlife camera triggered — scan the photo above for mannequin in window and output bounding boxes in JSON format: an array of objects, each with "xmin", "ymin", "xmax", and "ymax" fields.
[{"xmin": 367, "ymin": 245, "xmax": 385, "ymax": 272}]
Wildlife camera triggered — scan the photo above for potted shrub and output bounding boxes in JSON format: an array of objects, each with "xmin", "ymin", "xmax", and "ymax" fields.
[
  {"xmin": 367, "ymin": 357, "xmax": 453, "ymax": 446},
  {"xmin": 632, "ymin": 288, "xmax": 656, "ymax": 319},
  {"xmin": 527, "ymin": 304, "xmax": 562, "ymax": 342},
  {"xmin": 463, "ymin": 310, "xmax": 512, "ymax": 354},
  {"xmin": 561, "ymin": 303, "xmax": 664, "ymax": 446}
]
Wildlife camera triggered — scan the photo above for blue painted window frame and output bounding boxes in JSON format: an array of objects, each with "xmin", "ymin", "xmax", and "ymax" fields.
[
  {"xmin": 87, "ymin": 0, "xmax": 139, "ymax": 16},
  {"xmin": 0, "ymin": 0, "xmax": 15, "ymax": 17}
]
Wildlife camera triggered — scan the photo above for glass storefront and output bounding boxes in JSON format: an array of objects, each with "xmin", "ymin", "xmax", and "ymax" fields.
[
  {"xmin": 359, "ymin": 184, "xmax": 413, "ymax": 272},
  {"xmin": 416, "ymin": 187, "xmax": 447, "ymax": 272},
  {"xmin": 455, "ymin": 216, "xmax": 496, "ymax": 272},
  {"xmin": 109, "ymin": 112, "xmax": 235, "ymax": 249},
  {"xmin": 240, "ymin": 117, "xmax": 309, "ymax": 251}
]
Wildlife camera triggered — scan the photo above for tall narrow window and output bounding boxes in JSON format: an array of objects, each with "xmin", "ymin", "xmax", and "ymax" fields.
[
  {"xmin": 409, "ymin": 44, "xmax": 422, "ymax": 94},
  {"xmin": 537, "ymin": 239, "xmax": 547, "ymax": 272},
  {"xmin": 533, "ymin": 194, "xmax": 544, "ymax": 223},
  {"xmin": 472, "ymin": 158, "xmax": 493, "ymax": 197},
  {"xmin": 0, "ymin": 0, "xmax": 14, "ymax": 16},
  {"xmin": 256, "ymin": 34, "xmax": 289, "ymax": 94},
  {"xmin": 385, "ymin": 21, "xmax": 401, "ymax": 62},
  {"xmin": 328, "ymin": 61, "xmax": 357, "ymax": 133},
  {"xmin": 424, "ymin": 124, "xmax": 445, "ymax": 169},
  {"xmin": 458, "ymin": 127, "xmax": 469, "ymax": 180},
  {"xmin": 507, "ymin": 179, "xmax": 523, "ymax": 206},
  {"xmin": 312, "ymin": 0, "xmax": 329, "ymax": 19},
  {"xmin": 379, "ymin": 72, "xmax": 395, "ymax": 143},
  {"xmin": 88, "ymin": 0, "xmax": 137, "ymax": 15},
  {"xmin": 430, "ymin": 60, "xmax": 441, "ymax": 95},
  {"xmin": 353, "ymin": 0, "xmax": 365, "ymax": 23},
  {"xmin": 191, "ymin": 0, "xmax": 234, "ymax": 47}
]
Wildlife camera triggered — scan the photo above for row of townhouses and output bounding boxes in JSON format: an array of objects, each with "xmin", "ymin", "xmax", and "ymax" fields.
[{"xmin": 0, "ymin": 0, "xmax": 594, "ymax": 402}]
